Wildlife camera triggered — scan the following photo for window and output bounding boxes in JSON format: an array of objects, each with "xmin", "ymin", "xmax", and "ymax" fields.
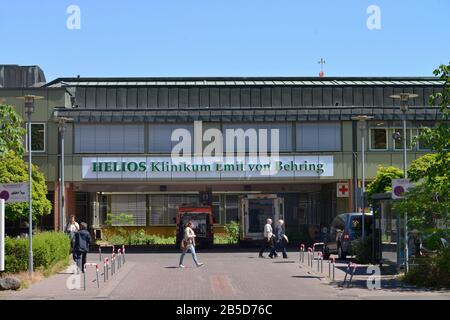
[
  {"xmin": 148, "ymin": 123, "xmax": 194, "ymax": 153},
  {"xmin": 149, "ymin": 194, "xmax": 199, "ymax": 225},
  {"xmin": 391, "ymin": 128, "xmax": 412, "ymax": 150},
  {"xmin": 25, "ymin": 123, "xmax": 45, "ymax": 152},
  {"xmin": 110, "ymin": 194, "xmax": 146, "ymax": 226},
  {"xmin": 212, "ymin": 195, "xmax": 221, "ymax": 224},
  {"xmin": 296, "ymin": 122, "xmax": 341, "ymax": 151},
  {"xmin": 74, "ymin": 124, "xmax": 144, "ymax": 153},
  {"xmin": 167, "ymin": 194, "xmax": 199, "ymax": 225},
  {"xmin": 149, "ymin": 194, "xmax": 168, "ymax": 225},
  {"xmin": 369, "ymin": 128, "xmax": 388, "ymax": 150},
  {"xmin": 225, "ymin": 195, "xmax": 239, "ymax": 223},
  {"xmin": 223, "ymin": 123, "xmax": 292, "ymax": 153}
]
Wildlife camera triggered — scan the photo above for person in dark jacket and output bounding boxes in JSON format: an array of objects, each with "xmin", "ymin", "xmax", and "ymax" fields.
[
  {"xmin": 274, "ymin": 219, "xmax": 288, "ymax": 259},
  {"xmin": 73, "ymin": 222, "xmax": 91, "ymax": 273}
]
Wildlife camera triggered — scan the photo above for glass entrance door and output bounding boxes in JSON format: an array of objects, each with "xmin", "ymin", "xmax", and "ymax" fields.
[{"xmin": 243, "ymin": 195, "xmax": 284, "ymax": 239}]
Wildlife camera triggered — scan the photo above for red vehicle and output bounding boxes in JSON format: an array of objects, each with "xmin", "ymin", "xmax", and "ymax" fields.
[{"xmin": 176, "ymin": 205, "xmax": 214, "ymax": 248}]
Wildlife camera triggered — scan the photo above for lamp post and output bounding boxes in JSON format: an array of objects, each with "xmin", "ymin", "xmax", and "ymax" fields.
[
  {"xmin": 351, "ymin": 115, "xmax": 374, "ymax": 241},
  {"xmin": 17, "ymin": 95, "xmax": 44, "ymax": 274},
  {"xmin": 53, "ymin": 116, "xmax": 73, "ymax": 232},
  {"xmin": 390, "ymin": 93, "xmax": 418, "ymax": 273}
]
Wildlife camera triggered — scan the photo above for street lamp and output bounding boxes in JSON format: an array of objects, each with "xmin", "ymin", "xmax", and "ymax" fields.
[
  {"xmin": 52, "ymin": 116, "xmax": 73, "ymax": 232},
  {"xmin": 390, "ymin": 92, "xmax": 418, "ymax": 273},
  {"xmin": 17, "ymin": 94, "xmax": 44, "ymax": 275},
  {"xmin": 351, "ymin": 115, "xmax": 374, "ymax": 241}
]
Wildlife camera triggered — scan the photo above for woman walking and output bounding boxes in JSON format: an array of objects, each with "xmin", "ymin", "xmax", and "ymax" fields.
[{"xmin": 179, "ymin": 221, "xmax": 204, "ymax": 268}]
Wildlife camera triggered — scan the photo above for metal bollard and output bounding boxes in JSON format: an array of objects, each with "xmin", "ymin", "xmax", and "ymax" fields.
[
  {"xmin": 117, "ymin": 249, "xmax": 122, "ymax": 269},
  {"xmin": 99, "ymin": 246, "xmax": 102, "ymax": 262},
  {"xmin": 342, "ymin": 261, "xmax": 357, "ymax": 287},
  {"xmin": 122, "ymin": 245, "xmax": 126, "ymax": 264},
  {"xmin": 331, "ymin": 257, "xmax": 336, "ymax": 281},
  {"xmin": 83, "ymin": 263, "xmax": 100, "ymax": 290},
  {"xmin": 308, "ymin": 247, "xmax": 313, "ymax": 267},
  {"xmin": 347, "ymin": 263, "xmax": 357, "ymax": 288},
  {"xmin": 111, "ymin": 253, "xmax": 116, "ymax": 275},
  {"xmin": 317, "ymin": 252, "xmax": 323, "ymax": 273}
]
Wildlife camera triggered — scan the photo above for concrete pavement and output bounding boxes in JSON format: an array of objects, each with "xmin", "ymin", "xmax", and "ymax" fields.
[{"xmin": 1, "ymin": 251, "xmax": 449, "ymax": 300}]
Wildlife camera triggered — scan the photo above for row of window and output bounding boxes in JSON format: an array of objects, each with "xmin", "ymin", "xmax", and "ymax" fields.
[
  {"xmin": 369, "ymin": 127, "xmax": 430, "ymax": 151},
  {"xmin": 100, "ymin": 194, "xmax": 239, "ymax": 226},
  {"xmin": 25, "ymin": 122, "xmax": 433, "ymax": 153},
  {"xmin": 74, "ymin": 122, "xmax": 341, "ymax": 153}
]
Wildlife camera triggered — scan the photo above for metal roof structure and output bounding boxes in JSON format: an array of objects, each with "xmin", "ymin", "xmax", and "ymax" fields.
[
  {"xmin": 45, "ymin": 76, "xmax": 445, "ymax": 122},
  {"xmin": 53, "ymin": 106, "xmax": 442, "ymax": 122},
  {"xmin": 45, "ymin": 77, "xmax": 444, "ymax": 87}
]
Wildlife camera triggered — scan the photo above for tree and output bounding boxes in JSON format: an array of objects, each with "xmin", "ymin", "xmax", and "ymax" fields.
[
  {"xmin": 0, "ymin": 104, "xmax": 26, "ymax": 157},
  {"xmin": 0, "ymin": 151, "xmax": 52, "ymax": 222},
  {"xmin": 366, "ymin": 166, "xmax": 403, "ymax": 200},
  {"xmin": 396, "ymin": 63, "xmax": 450, "ymax": 230}
]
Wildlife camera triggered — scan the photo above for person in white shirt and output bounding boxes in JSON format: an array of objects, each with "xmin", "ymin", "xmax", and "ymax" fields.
[
  {"xmin": 179, "ymin": 221, "xmax": 204, "ymax": 268},
  {"xmin": 66, "ymin": 215, "xmax": 80, "ymax": 254},
  {"xmin": 66, "ymin": 215, "xmax": 80, "ymax": 234},
  {"xmin": 259, "ymin": 218, "xmax": 276, "ymax": 258}
]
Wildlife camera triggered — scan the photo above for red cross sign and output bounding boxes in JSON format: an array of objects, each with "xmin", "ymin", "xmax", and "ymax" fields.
[{"xmin": 337, "ymin": 183, "xmax": 349, "ymax": 198}]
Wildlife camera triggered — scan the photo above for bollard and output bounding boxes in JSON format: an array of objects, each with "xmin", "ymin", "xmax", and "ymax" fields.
[
  {"xmin": 83, "ymin": 263, "xmax": 100, "ymax": 290},
  {"xmin": 99, "ymin": 246, "xmax": 102, "ymax": 262},
  {"xmin": 347, "ymin": 262, "xmax": 357, "ymax": 288},
  {"xmin": 342, "ymin": 261, "xmax": 357, "ymax": 287},
  {"xmin": 103, "ymin": 258, "xmax": 108, "ymax": 282},
  {"xmin": 111, "ymin": 253, "xmax": 116, "ymax": 275},
  {"xmin": 122, "ymin": 245, "xmax": 126, "ymax": 264},
  {"xmin": 117, "ymin": 249, "xmax": 122, "ymax": 269},
  {"xmin": 317, "ymin": 252, "xmax": 323, "ymax": 273},
  {"xmin": 106, "ymin": 258, "xmax": 109, "ymax": 280},
  {"xmin": 332, "ymin": 257, "xmax": 336, "ymax": 281},
  {"xmin": 329, "ymin": 256, "xmax": 336, "ymax": 280},
  {"xmin": 307, "ymin": 247, "xmax": 313, "ymax": 267}
]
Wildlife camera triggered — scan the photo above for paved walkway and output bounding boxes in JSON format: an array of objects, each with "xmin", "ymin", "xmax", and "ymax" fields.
[{"xmin": 1, "ymin": 251, "xmax": 449, "ymax": 300}]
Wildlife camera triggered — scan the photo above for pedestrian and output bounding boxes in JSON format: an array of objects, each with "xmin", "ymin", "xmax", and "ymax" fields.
[
  {"xmin": 179, "ymin": 221, "xmax": 204, "ymax": 268},
  {"xmin": 73, "ymin": 222, "xmax": 91, "ymax": 273},
  {"xmin": 275, "ymin": 219, "xmax": 289, "ymax": 259},
  {"xmin": 259, "ymin": 218, "xmax": 277, "ymax": 258},
  {"xmin": 66, "ymin": 214, "xmax": 80, "ymax": 254}
]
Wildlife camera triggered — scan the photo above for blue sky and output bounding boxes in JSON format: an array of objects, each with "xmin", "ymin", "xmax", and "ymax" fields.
[{"xmin": 1, "ymin": 0, "xmax": 449, "ymax": 80}]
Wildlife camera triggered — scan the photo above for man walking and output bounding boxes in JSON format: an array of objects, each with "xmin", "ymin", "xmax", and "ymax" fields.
[
  {"xmin": 73, "ymin": 222, "xmax": 91, "ymax": 273},
  {"xmin": 259, "ymin": 218, "xmax": 276, "ymax": 258},
  {"xmin": 275, "ymin": 219, "xmax": 288, "ymax": 259}
]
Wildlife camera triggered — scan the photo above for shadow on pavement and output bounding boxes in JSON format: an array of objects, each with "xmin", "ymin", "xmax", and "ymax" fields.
[{"xmin": 291, "ymin": 275, "xmax": 324, "ymax": 280}]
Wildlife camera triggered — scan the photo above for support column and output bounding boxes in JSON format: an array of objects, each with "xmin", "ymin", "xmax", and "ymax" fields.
[{"xmin": 54, "ymin": 181, "xmax": 60, "ymax": 231}]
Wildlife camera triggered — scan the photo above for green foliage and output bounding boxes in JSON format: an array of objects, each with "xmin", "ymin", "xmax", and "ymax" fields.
[
  {"xmin": 105, "ymin": 212, "xmax": 134, "ymax": 226},
  {"xmin": 403, "ymin": 248, "xmax": 450, "ymax": 288},
  {"xmin": 395, "ymin": 64, "xmax": 450, "ymax": 229},
  {"xmin": 0, "ymin": 151, "xmax": 52, "ymax": 221},
  {"xmin": 397, "ymin": 64, "xmax": 450, "ymax": 288},
  {"xmin": 422, "ymin": 229, "xmax": 450, "ymax": 251},
  {"xmin": 4, "ymin": 232, "xmax": 70, "ymax": 273},
  {"xmin": 103, "ymin": 229, "xmax": 176, "ymax": 245},
  {"xmin": 352, "ymin": 235, "xmax": 373, "ymax": 264},
  {"xmin": 366, "ymin": 166, "xmax": 403, "ymax": 199},
  {"xmin": 407, "ymin": 153, "xmax": 438, "ymax": 182},
  {"xmin": 0, "ymin": 104, "xmax": 26, "ymax": 157},
  {"xmin": 223, "ymin": 221, "xmax": 241, "ymax": 244}
]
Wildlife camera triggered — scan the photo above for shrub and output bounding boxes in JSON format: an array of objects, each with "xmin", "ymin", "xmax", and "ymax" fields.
[
  {"xmin": 103, "ymin": 230, "xmax": 176, "ymax": 245},
  {"xmin": 352, "ymin": 235, "xmax": 373, "ymax": 264},
  {"xmin": 4, "ymin": 232, "xmax": 70, "ymax": 273},
  {"xmin": 223, "ymin": 221, "xmax": 240, "ymax": 244},
  {"xmin": 403, "ymin": 248, "xmax": 450, "ymax": 288}
]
